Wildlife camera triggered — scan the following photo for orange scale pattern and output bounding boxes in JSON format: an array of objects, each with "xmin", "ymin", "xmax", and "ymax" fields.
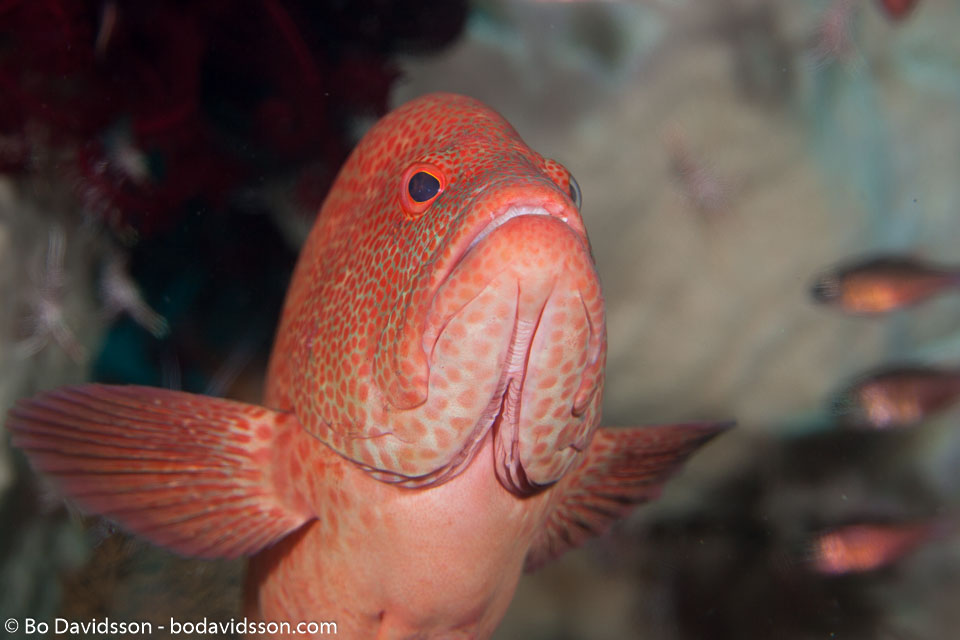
[{"xmin": 265, "ymin": 93, "xmax": 599, "ymax": 491}]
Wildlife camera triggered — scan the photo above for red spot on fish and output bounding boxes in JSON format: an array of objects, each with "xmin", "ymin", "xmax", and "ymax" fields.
[
  {"xmin": 418, "ymin": 447, "xmax": 439, "ymax": 461},
  {"xmin": 457, "ymin": 388, "xmax": 477, "ymax": 408},
  {"xmin": 533, "ymin": 424, "xmax": 553, "ymax": 439},
  {"xmin": 434, "ymin": 428, "xmax": 452, "ymax": 450},
  {"xmin": 450, "ymin": 417, "xmax": 473, "ymax": 432},
  {"xmin": 538, "ymin": 375, "xmax": 558, "ymax": 390}
]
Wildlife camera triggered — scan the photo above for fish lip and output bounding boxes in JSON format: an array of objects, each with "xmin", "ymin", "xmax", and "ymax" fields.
[
  {"xmin": 438, "ymin": 197, "xmax": 579, "ymax": 295},
  {"xmin": 462, "ymin": 204, "xmax": 558, "ymax": 258},
  {"xmin": 421, "ymin": 200, "xmax": 575, "ymax": 356}
]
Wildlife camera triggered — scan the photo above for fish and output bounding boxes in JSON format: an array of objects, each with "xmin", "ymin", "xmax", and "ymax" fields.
[
  {"xmin": 6, "ymin": 93, "xmax": 729, "ymax": 639},
  {"xmin": 832, "ymin": 365, "xmax": 960, "ymax": 429},
  {"xmin": 807, "ymin": 520, "xmax": 940, "ymax": 575},
  {"xmin": 810, "ymin": 255, "xmax": 960, "ymax": 315},
  {"xmin": 876, "ymin": 0, "xmax": 920, "ymax": 21}
]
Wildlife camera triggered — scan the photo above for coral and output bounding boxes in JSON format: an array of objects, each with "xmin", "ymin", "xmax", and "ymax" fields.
[
  {"xmin": 17, "ymin": 226, "xmax": 87, "ymax": 363},
  {"xmin": 99, "ymin": 252, "xmax": 169, "ymax": 339}
]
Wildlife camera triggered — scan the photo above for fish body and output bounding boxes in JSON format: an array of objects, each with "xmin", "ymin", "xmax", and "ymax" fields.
[
  {"xmin": 833, "ymin": 366, "xmax": 960, "ymax": 429},
  {"xmin": 8, "ymin": 94, "xmax": 727, "ymax": 638},
  {"xmin": 809, "ymin": 520, "xmax": 940, "ymax": 575},
  {"xmin": 811, "ymin": 256, "xmax": 960, "ymax": 315}
]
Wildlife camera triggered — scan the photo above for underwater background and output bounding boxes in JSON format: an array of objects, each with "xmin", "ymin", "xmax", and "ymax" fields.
[{"xmin": 3, "ymin": 1, "xmax": 960, "ymax": 638}]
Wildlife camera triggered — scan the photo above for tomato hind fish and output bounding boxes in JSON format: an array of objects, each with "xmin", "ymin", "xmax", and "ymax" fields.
[{"xmin": 7, "ymin": 93, "xmax": 728, "ymax": 639}]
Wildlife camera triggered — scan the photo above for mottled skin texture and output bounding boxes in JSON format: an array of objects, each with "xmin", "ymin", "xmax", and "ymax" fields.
[
  {"xmin": 7, "ymin": 93, "xmax": 727, "ymax": 640},
  {"xmin": 256, "ymin": 93, "xmax": 601, "ymax": 635},
  {"xmin": 247, "ymin": 433, "xmax": 553, "ymax": 637},
  {"xmin": 267, "ymin": 93, "xmax": 602, "ymax": 490}
]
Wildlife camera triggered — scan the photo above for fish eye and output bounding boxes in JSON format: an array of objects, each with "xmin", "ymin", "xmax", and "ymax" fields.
[
  {"xmin": 568, "ymin": 174, "xmax": 582, "ymax": 209},
  {"xmin": 408, "ymin": 171, "xmax": 441, "ymax": 203},
  {"xmin": 400, "ymin": 163, "xmax": 446, "ymax": 219}
]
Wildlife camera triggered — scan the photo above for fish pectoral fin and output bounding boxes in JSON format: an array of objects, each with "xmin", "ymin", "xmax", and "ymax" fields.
[
  {"xmin": 524, "ymin": 421, "xmax": 730, "ymax": 572},
  {"xmin": 7, "ymin": 384, "xmax": 314, "ymax": 558}
]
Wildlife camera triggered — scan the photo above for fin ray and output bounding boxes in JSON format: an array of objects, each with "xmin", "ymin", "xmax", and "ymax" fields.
[
  {"xmin": 525, "ymin": 422, "xmax": 729, "ymax": 571},
  {"xmin": 8, "ymin": 384, "xmax": 314, "ymax": 558}
]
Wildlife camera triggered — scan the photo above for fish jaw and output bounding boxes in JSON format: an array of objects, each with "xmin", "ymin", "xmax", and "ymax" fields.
[
  {"xmin": 265, "ymin": 94, "xmax": 601, "ymax": 486},
  {"xmin": 340, "ymin": 162, "xmax": 601, "ymax": 488},
  {"xmin": 354, "ymin": 199, "xmax": 605, "ymax": 491},
  {"xmin": 371, "ymin": 172, "xmax": 591, "ymax": 421},
  {"xmin": 422, "ymin": 213, "xmax": 605, "ymax": 494}
]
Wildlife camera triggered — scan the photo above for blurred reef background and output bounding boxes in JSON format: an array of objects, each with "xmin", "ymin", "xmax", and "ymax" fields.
[{"xmin": 3, "ymin": 1, "xmax": 960, "ymax": 638}]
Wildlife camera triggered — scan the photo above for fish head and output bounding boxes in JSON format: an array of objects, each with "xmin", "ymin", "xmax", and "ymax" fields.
[{"xmin": 286, "ymin": 93, "xmax": 605, "ymax": 493}]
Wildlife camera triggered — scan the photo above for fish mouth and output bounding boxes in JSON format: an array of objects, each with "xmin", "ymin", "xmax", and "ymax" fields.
[
  {"xmin": 463, "ymin": 204, "xmax": 559, "ymax": 256},
  {"xmin": 428, "ymin": 187, "xmax": 587, "ymax": 304},
  {"xmin": 415, "ymin": 208, "xmax": 561, "ymax": 488},
  {"xmin": 363, "ymin": 198, "xmax": 593, "ymax": 490},
  {"xmin": 421, "ymin": 203, "xmax": 573, "ymax": 360}
]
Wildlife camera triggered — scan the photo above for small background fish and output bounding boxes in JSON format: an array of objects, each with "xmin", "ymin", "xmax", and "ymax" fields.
[
  {"xmin": 3, "ymin": 0, "xmax": 960, "ymax": 639},
  {"xmin": 831, "ymin": 365, "xmax": 960, "ymax": 429},
  {"xmin": 806, "ymin": 519, "xmax": 944, "ymax": 575},
  {"xmin": 811, "ymin": 255, "xmax": 960, "ymax": 315}
]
